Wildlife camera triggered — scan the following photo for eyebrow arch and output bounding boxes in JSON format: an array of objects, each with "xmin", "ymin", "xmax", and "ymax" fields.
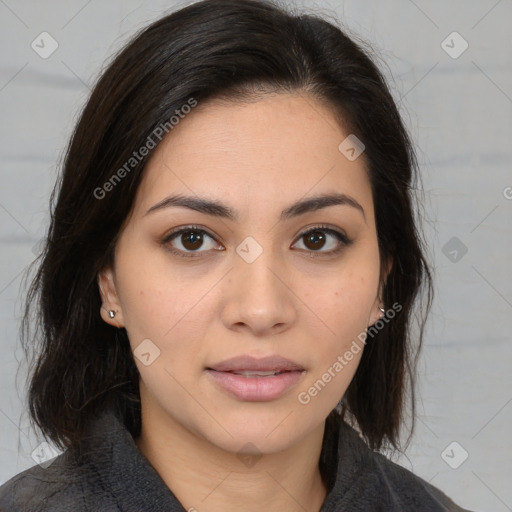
[{"xmin": 145, "ymin": 192, "xmax": 366, "ymax": 222}]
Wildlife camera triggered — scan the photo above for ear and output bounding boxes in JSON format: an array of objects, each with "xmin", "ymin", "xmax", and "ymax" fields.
[
  {"xmin": 368, "ymin": 255, "xmax": 393, "ymax": 326},
  {"xmin": 97, "ymin": 266, "xmax": 125, "ymax": 328}
]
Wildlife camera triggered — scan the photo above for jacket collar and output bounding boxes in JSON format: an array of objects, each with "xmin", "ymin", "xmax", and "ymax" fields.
[
  {"xmin": 73, "ymin": 407, "xmax": 363, "ymax": 511},
  {"xmin": 74, "ymin": 407, "xmax": 187, "ymax": 511}
]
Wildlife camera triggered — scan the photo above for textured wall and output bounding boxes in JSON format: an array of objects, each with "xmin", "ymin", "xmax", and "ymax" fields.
[{"xmin": 0, "ymin": 1, "xmax": 511, "ymax": 510}]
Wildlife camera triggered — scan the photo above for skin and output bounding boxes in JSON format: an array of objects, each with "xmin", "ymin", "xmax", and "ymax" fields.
[{"xmin": 98, "ymin": 92, "xmax": 389, "ymax": 512}]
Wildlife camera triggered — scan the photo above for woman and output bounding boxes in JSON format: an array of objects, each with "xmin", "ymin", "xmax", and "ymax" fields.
[{"xmin": 0, "ymin": 0, "xmax": 473, "ymax": 510}]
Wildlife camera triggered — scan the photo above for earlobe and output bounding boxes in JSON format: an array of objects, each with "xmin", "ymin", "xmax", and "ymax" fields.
[
  {"xmin": 369, "ymin": 257, "xmax": 392, "ymax": 327},
  {"xmin": 97, "ymin": 267, "xmax": 125, "ymax": 328},
  {"xmin": 378, "ymin": 255, "xmax": 393, "ymax": 315},
  {"xmin": 368, "ymin": 301, "xmax": 385, "ymax": 327}
]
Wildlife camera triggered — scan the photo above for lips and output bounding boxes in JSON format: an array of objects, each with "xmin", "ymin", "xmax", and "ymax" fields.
[
  {"xmin": 229, "ymin": 370, "xmax": 283, "ymax": 377},
  {"xmin": 205, "ymin": 355, "xmax": 305, "ymax": 401},
  {"xmin": 207, "ymin": 354, "xmax": 304, "ymax": 373}
]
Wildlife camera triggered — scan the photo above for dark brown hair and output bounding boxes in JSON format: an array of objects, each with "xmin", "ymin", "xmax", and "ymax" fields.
[{"xmin": 21, "ymin": 0, "xmax": 432, "ymax": 456}]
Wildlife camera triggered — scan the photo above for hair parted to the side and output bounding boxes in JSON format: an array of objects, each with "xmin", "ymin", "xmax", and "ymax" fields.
[{"xmin": 21, "ymin": 0, "xmax": 432, "ymax": 457}]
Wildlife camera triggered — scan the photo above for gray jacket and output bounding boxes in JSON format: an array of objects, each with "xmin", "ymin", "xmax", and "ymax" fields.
[{"xmin": 0, "ymin": 408, "xmax": 473, "ymax": 511}]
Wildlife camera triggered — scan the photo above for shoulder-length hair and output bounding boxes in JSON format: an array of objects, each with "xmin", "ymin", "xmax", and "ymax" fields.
[{"xmin": 22, "ymin": 0, "xmax": 432, "ymax": 454}]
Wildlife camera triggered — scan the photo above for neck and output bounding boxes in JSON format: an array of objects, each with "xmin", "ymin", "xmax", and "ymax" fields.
[{"xmin": 135, "ymin": 401, "xmax": 328, "ymax": 512}]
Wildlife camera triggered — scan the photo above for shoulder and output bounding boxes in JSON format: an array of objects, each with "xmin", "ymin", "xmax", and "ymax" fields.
[
  {"xmin": 327, "ymin": 419, "xmax": 474, "ymax": 512},
  {"xmin": 0, "ymin": 408, "xmax": 185, "ymax": 512},
  {"xmin": 0, "ymin": 453, "xmax": 79, "ymax": 512},
  {"xmin": 0, "ymin": 451, "xmax": 119, "ymax": 512},
  {"xmin": 365, "ymin": 450, "xmax": 472, "ymax": 511}
]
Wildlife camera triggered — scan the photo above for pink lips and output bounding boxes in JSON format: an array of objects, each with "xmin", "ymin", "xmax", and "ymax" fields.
[{"xmin": 205, "ymin": 355, "xmax": 305, "ymax": 402}]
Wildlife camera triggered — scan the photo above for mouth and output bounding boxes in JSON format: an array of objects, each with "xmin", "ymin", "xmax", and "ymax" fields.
[
  {"xmin": 206, "ymin": 354, "xmax": 304, "ymax": 373},
  {"xmin": 218, "ymin": 370, "xmax": 289, "ymax": 377},
  {"xmin": 205, "ymin": 355, "xmax": 305, "ymax": 401}
]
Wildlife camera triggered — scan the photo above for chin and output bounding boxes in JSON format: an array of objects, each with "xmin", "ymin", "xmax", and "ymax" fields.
[
  {"xmin": 207, "ymin": 427, "xmax": 298, "ymax": 456},
  {"xmin": 192, "ymin": 408, "xmax": 320, "ymax": 455}
]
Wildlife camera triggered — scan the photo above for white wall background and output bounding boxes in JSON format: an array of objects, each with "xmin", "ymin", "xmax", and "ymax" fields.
[{"xmin": 0, "ymin": 1, "xmax": 511, "ymax": 510}]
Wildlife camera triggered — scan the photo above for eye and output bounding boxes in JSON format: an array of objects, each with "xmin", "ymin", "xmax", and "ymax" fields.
[
  {"xmin": 161, "ymin": 224, "xmax": 353, "ymax": 259},
  {"xmin": 161, "ymin": 225, "xmax": 222, "ymax": 259},
  {"xmin": 292, "ymin": 224, "xmax": 353, "ymax": 257}
]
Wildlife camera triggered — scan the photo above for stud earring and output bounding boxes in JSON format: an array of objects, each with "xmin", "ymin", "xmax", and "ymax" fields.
[
  {"xmin": 108, "ymin": 310, "xmax": 117, "ymax": 319},
  {"xmin": 378, "ymin": 306, "xmax": 385, "ymax": 316}
]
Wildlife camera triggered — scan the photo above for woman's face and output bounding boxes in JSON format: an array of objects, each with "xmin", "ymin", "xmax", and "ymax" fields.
[{"xmin": 99, "ymin": 92, "xmax": 385, "ymax": 455}]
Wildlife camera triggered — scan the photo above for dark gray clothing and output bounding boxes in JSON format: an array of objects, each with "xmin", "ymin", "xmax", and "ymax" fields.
[{"xmin": 0, "ymin": 408, "xmax": 473, "ymax": 511}]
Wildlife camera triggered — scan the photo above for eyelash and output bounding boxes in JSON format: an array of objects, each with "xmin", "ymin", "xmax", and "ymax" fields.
[{"xmin": 160, "ymin": 224, "xmax": 353, "ymax": 259}]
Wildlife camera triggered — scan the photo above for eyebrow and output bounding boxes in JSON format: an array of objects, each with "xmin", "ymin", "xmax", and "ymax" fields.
[{"xmin": 145, "ymin": 192, "xmax": 366, "ymax": 222}]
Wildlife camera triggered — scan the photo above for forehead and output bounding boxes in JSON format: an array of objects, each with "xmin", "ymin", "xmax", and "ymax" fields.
[{"xmin": 132, "ymin": 92, "xmax": 373, "ymax": 221}]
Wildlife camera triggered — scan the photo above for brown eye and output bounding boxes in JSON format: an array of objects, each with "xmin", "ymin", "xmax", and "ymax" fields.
[
  {"xmin": 180, "ymin": 230, "xmax": 204, "ymax": 251},
  {"xmin": 293, "ymin": 226, "xmax": 353, "ymax": 256},
  {"xmin": 162, "ymin": 225, "xmax": 221, "ymax": 258},
  {"xmin": 303, "ymin": 230, "xmax": 327, "ymax": 251}
]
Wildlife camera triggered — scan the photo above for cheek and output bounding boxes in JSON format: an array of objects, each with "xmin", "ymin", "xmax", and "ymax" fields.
[
  {"xmin": 113, "ymin": 245, "xmax": 203, "ymax": 348},
  {"xmin": 320, "ymin": 267, "xmax": 379, "ymax": 340},
  {"xmin": 113, "ymin": 252, "xmax": 222, "ymax": 390},
  {"xmin": 297, "ymin": 284, "xmax": 373, "ymax": 410},
  {"xmin": 306, "ymin": 254, "xmax": 380, "ymax": 380}
]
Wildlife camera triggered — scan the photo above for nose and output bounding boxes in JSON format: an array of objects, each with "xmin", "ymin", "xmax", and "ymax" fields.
[{"xmin": 220, "ymin": 244, "xmax": 297, "ymax": 337}]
